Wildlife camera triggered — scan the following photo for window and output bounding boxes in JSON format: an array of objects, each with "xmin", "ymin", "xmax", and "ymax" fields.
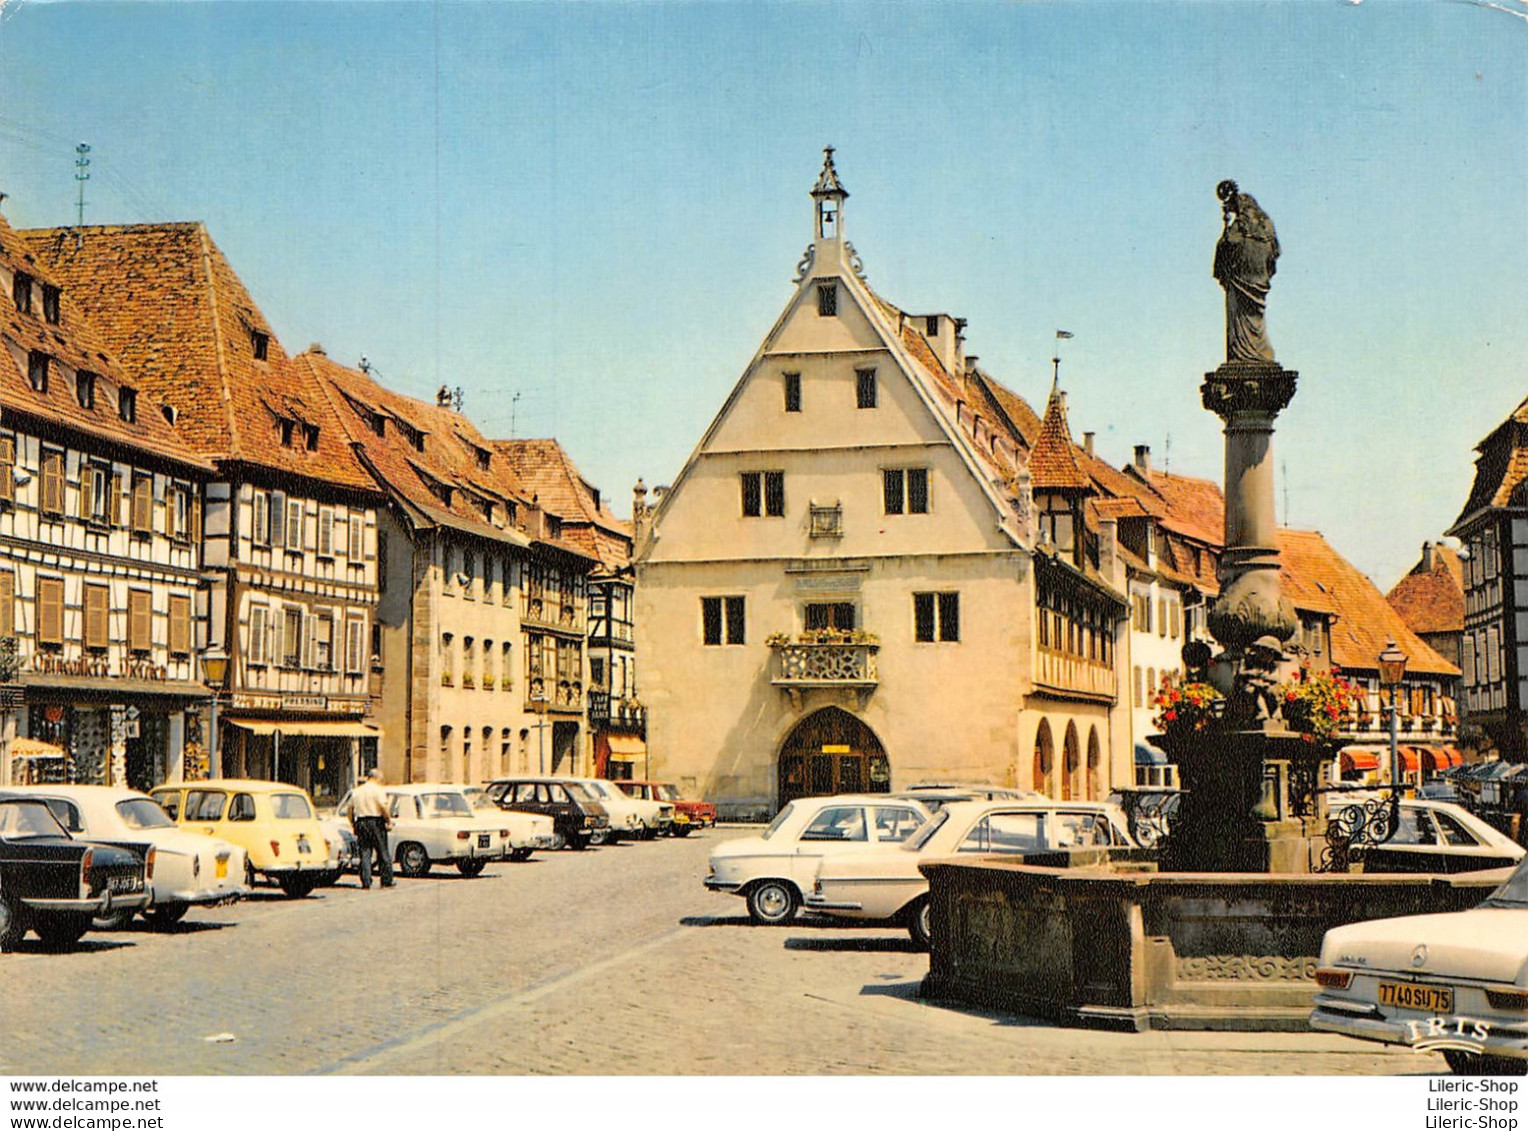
[
  {"xmin": 130, "ymin": 476, "xmax": 153, "ymax": 534},
  {"xmin": 960, "ymin": 812, "xmax": 1044, "ymax": 853},
  {"xmin": 463, "ymin": 637, "xmax": 476, "ymax": 686},
  {"xmin": 169, "ymin": 594, "xmax": 191, "ymax": 656},
  {"xmin": 251, "ymin": 330, "xmax": 269, "ymax": 360},
  {"xmin": 42, "ymin": 284, "xmax": 60, "ymax": 325},
  {"xmin": 501, "ymin": 641, "xmax": 513, "ymax": 689},
  {"xmin": 13, "ymin": 272, "xmax": 33, "ymax": 313},
  {"xmin": 1158, "ymin": 598, "xmax": 1168, "ymax": 637},
  {"xmin": 40, "ymin": 451, "xmax": 65, "ymax": 516},
  {"xmin": 805, "ymin": 602, "xmax": 855, "ymax": 631},
  {"xmin": 0, "ymin": 571, "xmax": 13, "ymax": 634},
  {"xmin": 441, "ymin": 633, "xmax": 454, "ymax": 685},
  {"xmin": 0, "ymin": 436, "xmax": 13, "ymax": 505},
  {"xmin": 279, "ymin": 419, "xmax": 295, "ymax": 448},
  {"xmin": 855, "ymin": 368, "xmax": 877, "ymax": 409},
  {"xmin": 306, "ymin": 611, "xmax": 330, "ymax": 670},
  {"xmin": 251, "ymin": 491, "xmax": 270, "ymax": 545},
  {"xmin": 348, "ymin": 515, "xmax": 364, "ymax": 562},
  {"xmin": 873, "ymin": 806, "xmax": 924, "ymax": 843},
  {"xmin": 345, "ymin": 617, "xmax": 366, "ymax": 674},
  {"xmin": 801, "ymin": 807, "xmax": 868, "ymax": 842},
  {"xmin": 740, "ymin": 471, "xmax": 784, "ymax": 518},
  {"xmin": 168, "ymin": 486, "xmax": 191, "ymax": 542},
  {"xmin": 118, "ymin": 387, "xmax": 137, "ymax": 423},
  {"xmin": 37, "ymin": 577, "xmax": 64, "ymax": 647},
  {"xmin": 83, "ymin": 583, "xmax": 109, "ymax": 651},
  {"xmin": 128, "ymin": 589, "xmax": 152, "ymax": 653},
  {"xmin": 76, "ymin": 371, "xmax": 96, "ymax": 410},
  {"xmin": 248, "ymin": 605, "xmax": 269, "ymax": 665},
  {"xmin": 925, "ymin": 314, "xmax": 939, "ymax": 337},
  {"xmin": 228, "ymin": 794, "xmax": 256, "ymax": 822},
  {"xmin": 816, "ymin": 283, "xmax": 837, "ymax": 316},
  {"xmin": 702, "ymin": 596, "xmax": 745, "ymax": 646},
  {"xmin": 317, "ymin": 507, "xmax": 335, "ymax": 557},
  {"xmin": 282, "ymin": 607, "xmax": 303, "ymax": 667},
  {"xmin": 783, "ymin": 372, "xmax": 801, "ymax": 413},
  {"xmin": 1134, "ymin": 666, "xmax": 1144, "ymax": 705},
  {"xmin": 303, "ymin": 424, "xmax": 319, "ymax": 451},
  {"xmin": 914, "ymin": 592, "xmax": 960, "ymax": 643},
  {"xmin": 82, "ymin": 464, "xmax": 112, "ymax": 525},
  {"xmin": 285, "ymin": 499, "xmax": 304, "ymax": 549},
  {"xmin": 28, "ymin": 352, "xmax": 49, "ymax": 394},
  {"xmin": 883, "ymin": 467, "xmax": 930, "ymax": 515}
]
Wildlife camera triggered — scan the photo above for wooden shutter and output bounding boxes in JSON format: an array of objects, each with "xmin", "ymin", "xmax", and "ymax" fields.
[
  {"xmin": 128, "ymin": 590, "xmax": 152, "ymax": 652},
  {"xmin": 131, "ymin": 476, "xmax": 153, "ymax": 533},
  {"xmin": 78, "ymin": 466, "xmax": 93, "ymax": 520},
  {"xmin": 288, "ymin": 499, "xmax": 304, "ymax": 549},
  {"xmin": 0, "ymin": 571, "xmax": 14, "ymax": 634},
  {"xmin": 270, "ymin": 492, "xmax": 286, "ymax": 547},
  {"xmin": 41, "ymin": 452, "xmax": 64, "ymax": 516},
  {"xmin": 190, "ymin": 490, "xmax": 203, "ymax": 546},
  {"xmin": 345, "ymin": 618, "xmax": 365, "ymax": 674},
  {"xmin": 349, "ymin": 515, "xmax": 363, "ymax": 562},
  {"xmin": 37, "ymin": 577, "xmax": 64, "ymax": 645},
  {"xmin": 0, "ymin": 436, "xmax": 14, "ymax": 504},
  {"xmin": 109, "ymin": 473, "xmax": 122, "ymax": 526},
  {"xmin": 169, "ymin": 594, "xmax": 191, "ymax": 655},
  {"xmin": 84, "ymin": 583, "xmax": 109, "ymax": 650},
  {"xmin": 248, "ymin": 605, "xmax": 268, "ymax": 665}
]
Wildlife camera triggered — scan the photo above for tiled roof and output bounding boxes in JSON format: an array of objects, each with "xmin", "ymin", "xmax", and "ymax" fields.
[
  {"xmin": 1277, "ymin": 528, "xmax": 1458, "ymax": 676},
  {"xmin": 1137, "ymin": 468, "xmax": 1225, "ymax": 547},
  {"xmin": 0, "ymin": 213, "xmax": 208, "ymax": 471},
  {"xmin": 491, "ymin": 438, "xmax": 632, "ymax": 573},
  {"xmin": 1027, "ymin": 385, "xmax": 1093, "ymax": 492},
  {"xmin": 21, "ymin": 223, "xmax": 373, "ymax": 490},
  {"xmin": 1387, "ymin": 544, "xmax": 1465, "ymax": 637},
  {"xmin": 1451, "ymin": 394, "xmax": 1528, "ymax": 530}
]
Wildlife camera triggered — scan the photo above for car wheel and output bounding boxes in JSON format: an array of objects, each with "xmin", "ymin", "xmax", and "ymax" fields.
[
  {"xmin": 245, "ymin": 858, "xmax": 258, "ymax": 890},
  {"xmin": 589, "ymin": 829, "xmax": 609, "ymax": 847},
  {"xmin": 144, "ymin": 903, "xmax": 189, "ymax": 929},
  {"xmin": 509, "ymin": 847, "xmax": 534, "ymax": 862},
  {"xmin": 746, "ymin": 880, "xmax": 799, "ymax": 925},
  {"xmin": 91, "ymin": 907, "xmax": 136, "ymax": 932},
  {"xmin": 35, "ymin": 915, "xmax": 90, "ymax": 949},
  {"xmin": 640, "ymin": 825, "xmax": 658, "ymax": 842},
  {"xmin": 456, "ymin": 858, "xmax": 487, "ymax": 878},
  {"xmin": 1445, "ymin": 1050, "xmax": 1528, "ymax": 1076},
  {"xmin": 397, "ymin": 843, "xmax": 431, "ymax": 878},
  {"xmin": 277, "ymin": 874, "xmax": 318, "ymax": 898},
  {"xmin": 671, "ymin": 825, "xmax": 692, "ymax": 838},
  {"xmin": 0, "ymin": 889, "xmax": 26, "ymax": 951},
  {"xmin": 905, "ymin": 898, "xmax": 932, "ymax": 950},
  {"xmin": 548, "ymin": 831, "xmax": 567, "ymax": 851},
  {"xmin": 568, "ymin": 833, "xmax": 590, "ymax": 851}
]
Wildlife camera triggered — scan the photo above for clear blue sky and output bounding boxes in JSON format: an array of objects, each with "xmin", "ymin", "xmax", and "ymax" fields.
[{"xmin": 1, "ymin": 1, "xmax": 1524, "ymax": 593}]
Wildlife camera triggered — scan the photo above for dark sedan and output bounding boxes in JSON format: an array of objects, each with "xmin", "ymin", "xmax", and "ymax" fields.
[
  {"xmin": 483, "ymin": 778, "xmax": 609, "ymax": 851},
  {"xmin": 0, "ymin": 795, "xmax": 151, "ymax": 951}
]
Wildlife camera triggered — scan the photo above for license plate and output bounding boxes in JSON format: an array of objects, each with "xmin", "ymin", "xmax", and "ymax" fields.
[
  {"xmin": 1378, "ymin": 980, "xmax": 1455, "ymax": 1013},
  {"xmin": 108, "ymin": 876, "xmax": 139, "ymax": 893},
  {"xmin": 215, "ymin": 857, "xmax": 228, "ymax": 879},
  {"xmin": 477, "ymin": 834, "xmax": 490, "ymax": 848}
]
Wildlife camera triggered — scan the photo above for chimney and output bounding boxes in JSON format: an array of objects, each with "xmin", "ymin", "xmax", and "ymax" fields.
[
  {"xmin": 437, "ymin": 385, "xmax": 452, "ymax": 408},
  {"xmin": 1134, "ymin": 444, "xmax": 1152, "ymax": 478},
  {"xmin": 309, "ymin": 343, "xmax": 326, "ymax": 356},
  {"xmin": 1083, "ymin": 432, "xmax": 1095, "ymax": 458},
  {"xmin": 1422, "ymin": 541, "xmax": 1437, "ymax": 573}
]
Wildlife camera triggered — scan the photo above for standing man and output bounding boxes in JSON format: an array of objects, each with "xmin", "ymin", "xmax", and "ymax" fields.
[{"xmin": 345, "ymin": 767, "xmax": 395, "ymax": 889}]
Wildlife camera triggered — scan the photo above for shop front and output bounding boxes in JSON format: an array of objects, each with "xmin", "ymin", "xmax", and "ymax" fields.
[{"xmin": 220, "ymin": 712, "xmax": 381, "ymax": 808}]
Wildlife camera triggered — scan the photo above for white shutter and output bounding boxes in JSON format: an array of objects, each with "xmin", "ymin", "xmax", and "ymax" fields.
[
  {"xmin": 349, "ymin": 515, "xmax": 363, "ymax": 563},
  {"xmin": 318, "ymin": 507, "xmax": 334, "ymax": 556},
  {"xmin": 249, "ymin": 606, "xmax": 267, "ymax": 665}
]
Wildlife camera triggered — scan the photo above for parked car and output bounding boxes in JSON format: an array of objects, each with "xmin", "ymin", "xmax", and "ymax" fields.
[
  {"xmin": 1328, "ymin": 798, "xmax": 1525, "ymax": 874},
  {"xmin": 705, "ymin": 795, "xmax": 931, "ymax": 924},
  {"xmin": 484, "ymin": 777, "xmax": 609, "ymax": 850},
  {"xmin": 807, "ymin": 798, "xmax": 1137, "ymax": 946},
  {"xmin": 316, "ymin": 811, "xmax": 360, "ymax": 877},
  {"xmin": 1311, "ymin": 852, "xmax": 1528, "ymax": 1075},
  {"xmin": 0, "ymin": 794, "xmax": 151, "ymax": 951},
  {"xmin": 5, "ymin": 784, "xmax": 247, "ymax": 929},
  {"xmin": 569, "ymin": 777, "xmax": 671, "ymax": 841},
  {"xmin": 150, "ymin": 779, "xmax": 338, "ymax": 897},
  {"xmin": 336, "ymin": 783, "xmax": 552, "ymax": 877},
  {"xmin": 893, "ymin": 783, "xmax": 1043, "ymax": 813},
  {"xmin": 616, "ymin": 781, "xmax": 716, "ymax": 836}
]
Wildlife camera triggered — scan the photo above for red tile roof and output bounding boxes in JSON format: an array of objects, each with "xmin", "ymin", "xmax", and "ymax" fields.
[
  {"xmin": 0, "ymin": 213, "xmax": 208, "ymax": 471},
  {"xmin": 490, "ymin": 438, "xmax": 632, "ymax": 573},
  {"xmin": 21, "ymin": 223, "xmax": 373, "ymax": 491},
  {"xmin": 1387, "ymin": 544, "xmax": 1465, "ymax": 637},
  {"xmin": 1028, "ymin": 385, "xmax": 1093, "ymax": 492},
  {"xmin": 1137, "ymin": 468, "xmax": 1225, "ymax": 546}
]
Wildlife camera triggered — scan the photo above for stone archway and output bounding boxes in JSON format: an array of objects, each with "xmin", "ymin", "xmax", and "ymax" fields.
[
  {"xmin": 1086, "ymin": 726, "xmax": 1102, "ymax": 800},
  {"xmin": 1032, "ymin": 719, "xmax": 1055, "ymax": 798},
  {"xmin": 1063, "ymin": 721, "xmax": 1081, "ymax": 801},
  {"xmin": 777, "ymin": 707, "xmax": 889, "ymax": 808}
]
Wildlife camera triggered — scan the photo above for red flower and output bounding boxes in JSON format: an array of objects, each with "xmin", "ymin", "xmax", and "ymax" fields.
[{"xmin": 1164, "ymin": 710, "xmax": 1177, "ymax": 722}]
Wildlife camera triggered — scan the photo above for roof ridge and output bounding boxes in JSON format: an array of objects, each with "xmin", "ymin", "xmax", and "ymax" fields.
[{"xmin": 196, "ymin": 224, "xmax": 244, "ymax": 459}]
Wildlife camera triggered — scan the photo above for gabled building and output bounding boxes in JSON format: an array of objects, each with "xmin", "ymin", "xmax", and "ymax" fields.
[
  {"xmin": 1387, "ymin": 541, "xmax": 1465, "ymax": 671},
  {"xmin": 25, "ymin": 224, "xmax": 385, "ymax": 804},
  {"xmin": 308, "ymin": 354, "xmax": 599, "ymax": 783},
  {"xmin": 1, "ymin": 210, "xmax": 213, "ymax": 790},
  {"xmin": 635, "ymin": 151, "xmax": 1131, "ymax": 818},
  {"xmin": 1447, "ymin": 394, "xmax": 1528, "ymax": 760},
  {"xmin": 494, "ymin": 439, "xmax": 640, "ymax": 779}
]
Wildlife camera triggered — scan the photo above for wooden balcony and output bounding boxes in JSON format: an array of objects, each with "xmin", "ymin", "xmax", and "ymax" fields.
[{"xmin": 1032, "ymin": 648, "xmax": 1116, "ymax": 703}]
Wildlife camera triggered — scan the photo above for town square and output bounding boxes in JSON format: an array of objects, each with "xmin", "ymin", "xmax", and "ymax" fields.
[{"xmin": 0, "ymin": 0, "xmax": 1526, "ymax": 1104}]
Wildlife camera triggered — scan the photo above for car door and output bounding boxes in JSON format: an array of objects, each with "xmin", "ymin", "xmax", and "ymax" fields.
[{"xmin": 791, "ymin": 805, "xmax": 873, "ymax": 886}]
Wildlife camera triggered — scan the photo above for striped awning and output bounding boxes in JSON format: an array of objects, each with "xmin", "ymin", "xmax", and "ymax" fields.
[{"xmin": 1338, "ymin": 748, "xmax": 1380, "ymax": 773}]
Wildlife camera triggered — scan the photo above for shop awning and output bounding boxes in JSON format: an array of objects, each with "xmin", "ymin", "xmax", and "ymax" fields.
[
  {"xmin": 1339, "ymin": 748, "xmax": 1380, "ymax": 773},
  {"xmin": 605, "ymin": 734, "xmax": 648, "ymax": 762},
  {"xmin": 1134, "ymin": 743, "xmax": 1168, "ymax": 766},
  {"xmin": 1422, "ymin": 746, "xmax": 1462, "ymax": 772},
  {"xmin": 226, "ymin": 720, "xmax": 383, "ymax": 740},
  {"xmin": 10, "ymin": 737, "xmax": 66, "ymax": 759}
]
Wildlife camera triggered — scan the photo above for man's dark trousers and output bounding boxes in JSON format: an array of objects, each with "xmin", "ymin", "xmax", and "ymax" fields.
[{"xmin": 354, "ymin": 816, "xmax": 395, "ymax": 888}]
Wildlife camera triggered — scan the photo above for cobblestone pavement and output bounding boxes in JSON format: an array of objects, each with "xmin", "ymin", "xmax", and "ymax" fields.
[{"xmin": 0, "ymin": 828, "xmax": 1446, "ymax": 1076}]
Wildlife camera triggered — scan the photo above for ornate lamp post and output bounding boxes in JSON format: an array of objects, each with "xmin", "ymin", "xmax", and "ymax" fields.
[
  {"xmin": 1377, "ymin": 639, "xmax": 1409, "ymax": 816},
  {"xmin": 201, "ymin": 644, "xmax": 228, "ymax": 779}
]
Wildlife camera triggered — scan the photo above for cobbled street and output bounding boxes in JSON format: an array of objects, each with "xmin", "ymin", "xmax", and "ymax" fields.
[{"xmin": 1, "ymin": 828, "xmax": 1449, "ymax": 1076}]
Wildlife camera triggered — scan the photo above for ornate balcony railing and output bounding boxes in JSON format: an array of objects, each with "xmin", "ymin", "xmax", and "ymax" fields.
[
  {"xmin": 770, "ymin": 640, "xmax": 879, "ymax": 688},
  {"xmin": 523, "ymin": 598, "xmax": 585, "ymax": 634},
  {"xmin": 526, "ymin": 677, "xmax": 584, "ymax": 713}
]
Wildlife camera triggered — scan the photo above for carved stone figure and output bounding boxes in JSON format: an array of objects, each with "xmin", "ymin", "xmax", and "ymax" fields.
[{"xmin": 1213, "ymin": 180, "xmax": 1280, "ymax": 363}]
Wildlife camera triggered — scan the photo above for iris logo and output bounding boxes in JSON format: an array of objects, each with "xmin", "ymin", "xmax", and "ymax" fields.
[{"xmin": 1405, "ymin": 1016, "xmax": 1492, "ymax": 1056}]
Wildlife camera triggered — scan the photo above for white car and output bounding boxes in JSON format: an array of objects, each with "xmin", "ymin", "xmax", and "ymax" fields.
[
  {"xmin": 807, "ymin": 798, "xmax": 1137, "ymax": 946},
  {"xmin": 1326, "ymin": 797, "xmax": 1525, "ymax": 874},
  {"xmin": 7, "ymin": 784, "xmax": 248, "ymax": 929},
  {"xmin": 375, "ymin": 784, "xmax": 552, "ymax": 876},
  {"xmin": 1311, "ymin": 853, "xmax": 1528, "ymax": 1076},
  {"xmin": 705, "ymin": 795, "xmax": 931, "ymax": 924},
  {"xmin": 565, "ymin": 777, "xmax": 671, "ymax": 841}
]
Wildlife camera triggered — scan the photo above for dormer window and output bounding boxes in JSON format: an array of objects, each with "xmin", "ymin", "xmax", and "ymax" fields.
[
  {"xmin": 547, "ymin": 516, "xmax": 562, "ymax": 540},
  {"xmin": 42, "ymin": 284, "xmax": 60, "ymax": 324},
  {"xmin": 925, "ymin": 315, "xmax": 939, "ymax": 337},
  {"xmin": 411, "ymin": 429, "xmax": 425, "ymax": 453},
  {"xmin": 27, "ymin": 351, "xmax": 49, "ymax": 394},
  {"xmin": 251, "ymin": 330, "xmax": 269, "ymax": 360},
  {"xmin": 76, "ymin": 371, "xmax": 96, "ymax": 410},
  {"xmin": 303, "ymin": 424, "xmax": 319, "ymax": 451},
  {"xmin": 13, "ymin": 273, "xmax": 33, "ymax": 314},
  {"xmin": 817, "ymin": 283, "xmax": 837, "ymax": 317},
  {"xmin": 370, "ymin": 412, "xmax": 386, "ymax": 437},
  {"xmin": 279, "ymin": 419, "xmax": 295, "ymax": 447},
  {"xmin": 475, "ymin": 447, "xmax": 491, "ymax": 472},
  {"xmin": 119, "ymin": 387, "xmax": 137, "ymax": 423}
]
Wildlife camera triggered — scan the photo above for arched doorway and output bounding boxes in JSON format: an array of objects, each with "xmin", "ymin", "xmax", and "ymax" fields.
[
  {"xmin": 1032, "ymin": 719, "xmax": 1055, "ymax": 798},
  {"xmin": 1062, "ymin": 721, "xmax": 1080, "ymax": 801},
  {"xmin": 1086, "ymin": 726, "xmax": 1102, "ymax": 800},
  {"xmin": 777, "ymin": 708, "xmax": 889, "ymax": 808}
]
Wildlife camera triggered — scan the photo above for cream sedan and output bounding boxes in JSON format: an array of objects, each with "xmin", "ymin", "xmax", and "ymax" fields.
[
  {"xmin": 1311, "ymin": 855, "xmax": 1528, "ymax": 1075},
  {"xmin": 359, "ymin": 784, "xmax": 554, "ymax": 877},
  {"xmin": 806, "ymin": 798, "xmax": 1136, "ymax": 947}
]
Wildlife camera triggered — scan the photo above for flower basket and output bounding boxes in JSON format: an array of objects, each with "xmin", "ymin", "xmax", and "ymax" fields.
[
  {"xmin": 1152, "ymin": 675, "xmax": 1225, "ymax": 736},
  {"xmin": 1276, "ymin": 666, "xmax": 1366, "ymax": 741}
]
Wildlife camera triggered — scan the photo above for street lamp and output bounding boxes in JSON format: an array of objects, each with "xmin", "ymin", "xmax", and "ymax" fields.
[
  {"xmin": 1377, "ymin": 638, "xmax": 1409, "ymax": 816},
  {"xmin": 201, "ymin": 644, "xmax": 228, "ymax": 779}
]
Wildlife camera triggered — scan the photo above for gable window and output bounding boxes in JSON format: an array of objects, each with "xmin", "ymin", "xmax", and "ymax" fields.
[
  {"xmin": 883, "ymin": 467, "xmax": 930, "ymax": 515},
  {"xmin": 702, "ymin": 596, "xmax": 746, "ymax": 646},
  {"xmin": 28, "ymin": 351, "xmax": 49, "ymax": 394},
  {"xmin": 118, "ymin": 387, "xmax": 137, "ymax": 423},
  {"xmin": 251, "ymin": 330, "xmax": 269, "ymax": 360},
  {"xmin": 13, "ymin": 273, "xmax": 33, "ymax": 313},
  {"xmin": 914, "ymin": 592, "xmax": 960, "ymax": 643},
  {"xmin": 37, "ymin": 577, "xmax": 65, "ymax": 647},
  {"xmin": 40, "ymin": 450, "xmax": 65, "ymax": 517},
  {"xmin": 169, "ymin": 594, "xmax": 191, "ymax": 656},
  {"xmin": 128, "ymin": 589, "xmax": 152, "ymax": 653},
  {"xmin": 816, "ymin": 283, "xmax": 837, "ymax": 317},
  {"xmin": 76, "ymin": 371, "xmax": 96, "ymax": 410},
  {"xmin": 740, "ymin": 470, "xmax": 785, "ymax": 518},
  {"xmin": 130, "ymin": 475, "xmax": 153, "ymax": 534},
  {"xmin": 783, "ymin": 372, "xmax": 802, "ymax": 413},
  {"xmin": 855, "ymin": 368, "xmax": 877, "ymax": 409},
  {"xmin": 248, "ymin": 605, "xmax": 269, "ymax": 666},
  {"xmin": 42, "ymin": 284, "xmax": 60, "ymax": 325}
]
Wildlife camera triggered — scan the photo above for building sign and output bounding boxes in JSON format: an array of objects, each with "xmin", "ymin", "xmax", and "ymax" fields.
[
  {"xmin": 28, "ymin": 655, "xmax": 170, "ymax": 682},
  {"xmin": 793, "ymin": 574, "xmax": 862, "ymax": 594},
  {"xmin": 229, "ymin": 693, "xmax": 369, "ymax": 714},
  {"xmin": 230, "ymin": 694, "xmax": 281, "ymax": 711}
]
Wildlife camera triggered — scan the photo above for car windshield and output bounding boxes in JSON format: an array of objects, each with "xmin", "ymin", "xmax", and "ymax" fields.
[
  {"xmin": 271, "ymin": 793, "xmax": 314, "ymax": 820},
  {"xmin": 116, "ymin": 798, "xmax": 176, "ymax": 830},
  {"xmin": 565, "ymin": 782, "xmax": 596, "ymax": 803},
  {"xmin": 657, "ymin": 784, "xmax": 681, "ymax": 802},
  {"xmin": 760, "ymin": 802, "xmax": 796, "ymax": 841},
  {"xmin": 418, "ymin": 792, "xmax": 472, "ymax": 818},
  {"xmin": 0, "ymin": 799, "xmax": 69, "ymax": 839},
  {"xmin": 1485, "ymin": 858, "xmax": 1528, "ymax": 907},
  {"xmin": 902, "ymin": 808, "xmax": 951, "ymax": 851}
]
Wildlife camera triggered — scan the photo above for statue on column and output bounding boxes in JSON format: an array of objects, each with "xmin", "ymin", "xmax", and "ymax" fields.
[{"xmin": 1213, "ymin": 180, "xmax": 1280, "ymax": 364}]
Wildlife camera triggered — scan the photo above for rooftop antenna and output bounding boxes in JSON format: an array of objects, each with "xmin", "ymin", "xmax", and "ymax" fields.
[
  {"xmin": 1164, "ymin": 432, "xmax": 1172, "ymax": 474},
  {"xmin": 73, "ymin": 143, "xmax": 90, "ymax": 244},
  {"xmin": 1281, "ymin": 457, "xmax": 1290, "ymax": 526},
  {"xmin": 452, "ymin": 386, "xmax": 464, "ymax": 414},
  {"xmin": 510, "ymin": 391, "xmax": 522, "ymax": 437}
]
